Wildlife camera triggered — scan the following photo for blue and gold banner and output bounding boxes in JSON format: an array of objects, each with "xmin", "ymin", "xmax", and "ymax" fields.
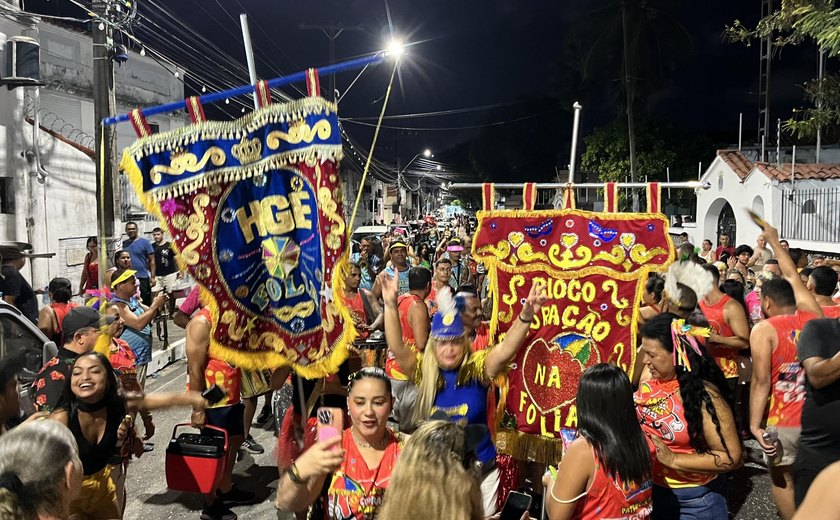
[{"xmin": 120, "ymin": 97, "xmax": 355, "ymax": 376}]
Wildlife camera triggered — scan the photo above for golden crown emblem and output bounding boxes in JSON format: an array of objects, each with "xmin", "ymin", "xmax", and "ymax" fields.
[{"xmin": 231, "ymin": 135, "xmax": 263, "ymax": 165}]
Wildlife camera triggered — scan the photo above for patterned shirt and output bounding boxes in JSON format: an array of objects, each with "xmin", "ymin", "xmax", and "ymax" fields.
[{"xmin": 32, "ymin": 347, "xmax": 80, "ymax": 413}]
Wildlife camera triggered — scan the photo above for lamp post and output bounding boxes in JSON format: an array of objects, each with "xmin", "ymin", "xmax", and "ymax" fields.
[{"xmin": 396, "ymin": 148, "xmax": 431, "ymax": 222}]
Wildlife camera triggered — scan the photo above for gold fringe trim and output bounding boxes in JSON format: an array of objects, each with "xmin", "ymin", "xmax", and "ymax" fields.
[{"xmin": 494, "ymin": 427, "xmax": 566, "ymax": 465}]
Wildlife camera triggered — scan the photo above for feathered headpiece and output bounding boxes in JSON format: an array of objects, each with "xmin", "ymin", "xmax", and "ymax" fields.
[
  {"xmin": 431, "ymin": 285, "xmax": 465, "ymax": 341},
  {"xmin": 663, "ymin": 260, "xmax": 714, "ymax": 311},
  {"xmin": 670, "ymin": 319, "xmax": 710, "ymax": 371}
]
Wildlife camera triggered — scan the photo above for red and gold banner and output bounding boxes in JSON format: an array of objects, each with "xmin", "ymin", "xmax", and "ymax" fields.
[{"xmin": 473, "ymin": 209, "xmax": 674, "ymax": 462}]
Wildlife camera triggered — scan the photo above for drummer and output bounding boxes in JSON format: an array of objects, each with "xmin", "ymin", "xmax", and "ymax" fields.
[{"xmin": 343, "ymin": 262, "xmax": 382, "ymax": 341}]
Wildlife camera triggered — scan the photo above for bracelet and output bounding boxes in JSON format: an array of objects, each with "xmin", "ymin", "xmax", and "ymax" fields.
[
  {"xmin": 288, "ymin": 462, "xmax": 307, "ymax": 485},
  {"xmin": 518, "ymin": 314, "xmax": 533, "ymax": 324}
]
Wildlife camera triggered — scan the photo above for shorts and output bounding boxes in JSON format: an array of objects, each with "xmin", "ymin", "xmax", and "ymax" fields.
[
  {"xmin": 135, "ymin": 363, "xmax": 148, "ymax": 389},
  {"xmin": 240, "ymin": 368, "xmax": 272, "ymax": 399},
  {"xmin": 153, "ymin": 272, "xmax": 179, "ymax": 293},
  {"xmin": 203, "ymin": 402, "xmax": 245, "ymax": 437},
  {"xmin": 763, "ymin": 426, "xmax": 800, "ymax": 467},
  {"xmin": 652, "ymin": 476, "xmax": 727, "ymax": 520},
  {"xmin": 793, "ymin": 443, "xmax": 840, "ymax": 505},
  {"xmin": 70, "ymin": 463, "xmax": 125, "ymax": 519}
]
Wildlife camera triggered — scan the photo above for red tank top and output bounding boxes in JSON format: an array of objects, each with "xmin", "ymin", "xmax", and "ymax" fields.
[
  {"xmin": 346, "ymin": 290, "xmax": 370, "ymax": 341},
  {"xmin": 571, "ymin": 445, "xmax": 653, "ymax": 520},
  {"xmin": 191, "ymin": 308, "xmax": 241, "ymax": 407},
  {"xmin": 635, "ymin": 379, "xmax": 715, "ymax": 488},
  {"xmin": 50, "ymin": 302, "xmax": 77, "ymax": 343},
  {"xmin": 821, "ymin": 304, "xmax": 840, "ymax": 319},
  {"xmin": 699, "ymin": 294, "xmax": 739, "ymax": 378},
  {"xmin": 84, "ymin": 258, "xmax": 99, "ymax": 290},
  {"xmin": 766, "ymin": 310, "xmax": 815, "ymax": 428},
  {"xmin": 386, "ymin": 294, "xmax": 422, "ymax": 380}
]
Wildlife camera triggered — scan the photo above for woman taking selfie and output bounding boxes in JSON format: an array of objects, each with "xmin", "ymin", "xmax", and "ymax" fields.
[
  {"xmin": 545, "ymin": 363, "xmax": 653, "ymax": 520},
  {"xmin": 635, "ymin": 313, "xmax": 742, "ymax": 519},
  {"xmin": 275, "ymin": 367, "xmax": 401, "ymax": 519},
  {"xmin": 382, "ymin": 271, "xmax": 547, "ymax": 516}
]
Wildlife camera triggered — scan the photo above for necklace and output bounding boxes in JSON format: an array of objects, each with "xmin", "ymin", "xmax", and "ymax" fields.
[{"xmin": 350, "ymin": 427, "xmax": 388, "ymax": 450}]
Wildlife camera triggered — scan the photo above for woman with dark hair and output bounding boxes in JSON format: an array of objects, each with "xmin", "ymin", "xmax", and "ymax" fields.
[
  {"xmin": 78, "ymin": 236, "xmax": 99, "ymax": 298},
  {"xmin": 38, "ymin": 277, "xmax": 77, "ymax": 344},
  {"xmin": 638, "ymin": 276, "xmax": 666, "ymax": 329},
  {"xmin": 636, "ymin": 313, "xmax": 742, "ymax": 518},
  {"xmin": 545, "ymin": 363, "xmax": 652, "ymax": 520},
  {"xmin": 414, "ymin": 243, "xmax": 432, "ymax": 269},
  {"xmin": 720, "ymin": 279, "xmax": 748, "ymax": 313},
  {"xmin": 275, "ymin": 367, "xmax": 402, "ymax": 520}
]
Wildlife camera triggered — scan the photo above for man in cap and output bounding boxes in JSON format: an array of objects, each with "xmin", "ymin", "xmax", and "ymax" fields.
[
  {"xmin": 0, "ymin": 245, "xmax": 37, "ymax": 323},
  {"xmin": 446, "ymin": 238, "xmax": 473, "ymax": 288},
  {"xmin": 110, "ymin": 268, "xmax": 167, "ymax": 390},
  {"xmin": 31, "ymin": 306, "xmax": 116, "ymax": 412},
  {"xmin": 372, "ymin": 240, "xmax": 411, "ymax": 298}
]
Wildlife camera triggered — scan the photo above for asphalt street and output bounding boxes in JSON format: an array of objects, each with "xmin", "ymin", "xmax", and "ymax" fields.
[{"xmin": 124, "ymin": 356, "xmax": 776, "ymax": 520}]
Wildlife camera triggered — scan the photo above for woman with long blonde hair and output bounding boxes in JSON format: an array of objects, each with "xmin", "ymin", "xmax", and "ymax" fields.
[
  {"xmin": 378, "ymin": 419, "xmax": 484, "ymax": 520},
  {"xmin": 381, "ymin": 271, "xmax": 547, "ymax": 516}
]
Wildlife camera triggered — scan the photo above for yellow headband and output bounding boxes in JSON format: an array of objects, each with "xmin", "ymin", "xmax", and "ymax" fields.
[{"xmin": 111, "ymin": 269, "xmax": 137, "ymax": 288}]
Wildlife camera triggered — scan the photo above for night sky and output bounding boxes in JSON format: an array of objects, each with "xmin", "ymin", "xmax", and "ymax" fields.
[{"xmin": 29, "ymin": 0, "xmax": 826, "ymax": 172}]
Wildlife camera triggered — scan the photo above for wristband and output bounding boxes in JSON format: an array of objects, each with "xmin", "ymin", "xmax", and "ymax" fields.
[
  {"xmin": 288, "ymin": 462, "xmax": 307, "ymax": 485},
  {"xmin": 518, "ymin": 314, "xmax": 533, "ymax": 324}
]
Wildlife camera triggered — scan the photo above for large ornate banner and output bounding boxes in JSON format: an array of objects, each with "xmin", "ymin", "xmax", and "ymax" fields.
[
  {"xmin": 473, "ymin": 209, "xmax": 673, "ymax": 461},
  {"xmin": 120, "ymin": 97, "xmax": 355, "ymax": 376}
]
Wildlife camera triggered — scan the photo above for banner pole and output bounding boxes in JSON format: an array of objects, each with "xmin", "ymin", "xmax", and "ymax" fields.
[{"xmin": 240, "ymin": 14, "xmax": 260, "ymax": 110}]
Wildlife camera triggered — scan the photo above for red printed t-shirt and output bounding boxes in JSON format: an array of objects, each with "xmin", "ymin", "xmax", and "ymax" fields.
[
  {"xmin": 426, "ymin": 283, "xmax": 452, "ymax": 317},
  {"xmin": 327, "ymin": 429, "xmax": 401, "ymax": 520},
  {"xmin": 766, "ymin": 310, "xmax": 816, "ymax": 428},
  {"xmin": 821, "ymin": 305, "xmax": 840, "ymax": 319},
  {"xmin": 346, "ymin": 290, "xmax": 370, "ymax": 341},
  {"xmin": 192, "ymin": 308, "xmax": 240, "ymax": 408},
  {"xmin": 386, "ymin": 294, "xmax": 422, "ymax": 381},
  {"xmin": 635, "ymin": 379, "xmax": 715, "ymax": 488},
  {"xmin": 700, "ymin": 294, "xmax": 739, "ymax": 379},
  {"xmin": 109, "ymin": 338, "xmax": 141, "ymax": 394},
  {"xmin": 573, "ymin": 445, "xmax": 653, "ymax": 520}
]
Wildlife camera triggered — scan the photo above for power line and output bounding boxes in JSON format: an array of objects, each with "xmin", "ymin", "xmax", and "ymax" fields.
[
  {"xmin": 344, "ymin": 99, "xmax": 536, "ymax": 120},
  {"xmin": 340, "ymin": 107, "xmax": 563, "ymax": 131}
]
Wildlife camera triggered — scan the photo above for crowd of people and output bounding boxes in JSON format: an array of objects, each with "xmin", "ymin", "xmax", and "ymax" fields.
[{"xmin": 0, "ymin": 214, "xmax": 838, "ymax": 520}]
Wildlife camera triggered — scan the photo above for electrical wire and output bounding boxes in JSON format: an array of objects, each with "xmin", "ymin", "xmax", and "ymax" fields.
[
  {"xmin": 344, "ymin": 99, "xmax": 538, "ymax": 120},
  {"xmin": 341, "ymin": 107, "xmax": 564, "ymax": 131}
]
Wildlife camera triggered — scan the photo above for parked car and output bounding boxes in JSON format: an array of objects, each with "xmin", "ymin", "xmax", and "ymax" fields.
[
  {"xmin": 350, "ymin": 225, "xmax": 389, "ymax": 244},
  {"xmin": 0, "ymin": 300, "xmax": 57, "ymax": 416}
]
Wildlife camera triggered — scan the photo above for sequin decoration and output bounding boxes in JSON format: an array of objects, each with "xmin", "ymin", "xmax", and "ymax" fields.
[{"xmin": 219, "ymin": 249, "xmax": 234, "ymax": 263}]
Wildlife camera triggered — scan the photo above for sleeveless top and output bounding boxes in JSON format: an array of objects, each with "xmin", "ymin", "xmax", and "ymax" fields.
[
  {"xmin": 112, "ymin": 296, "xmax": 152, "ymax": 365},
  {"xmin": 386, "ymin": 294, "xmax": 423, "ymax": 381},
  {"xmin": 84, "ymin": 256, "xmax": 99, "ymax": 290},
  {"xmin": 699, "ymin": 294, "xmax": 739, "ymax": 378},
  {"xmin": 383, "ymin": 265, "xmax": 410, "ymax": 295},
  {"xmin": 634, "ymin": 379, "xmax": 715, "ymax": 488},
  {"xmin": 69, "ymin": 402, "xmax": 125, "ymax": 476},
  {"xmin": 766, "ymin": 310, "xmax": 815, "ymax": 428},
  {"xmin": 49, "ymin": 302, "xmax": 77, "ymax": 343},
  {"xmin": 327, "ymin": 429, "xmax": 401, "ymax": 520},
  {"xmin": 346, "ymin": 290, "xmax": 370, "ymax": 341},
  {"xmin": 109, "ymin": 338, "xmax": 140, "ymax": 394},
  {"xmin": 432, "ymin": 367, "xmax": 495, "ymax": 464},
  {"xmin": 194, "ymin": 308, "xmax": 241, "ymax": 408},
  {"xmin": 570, "ymin": 445, "xmax": 653, "ymax": 520},
  {"xmin": 821, "ymin": 304, "xmax": 840, "ymax": 319}
]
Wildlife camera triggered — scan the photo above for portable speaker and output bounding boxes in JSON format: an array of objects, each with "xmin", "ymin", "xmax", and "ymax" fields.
[{"xmin": 2, "ymin": 36, "xmax": 44, "ymax": 89}]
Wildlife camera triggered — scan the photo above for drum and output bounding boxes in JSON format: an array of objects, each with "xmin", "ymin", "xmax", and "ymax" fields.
[{"xmin": 356, "ymin": 340, "xmax": 387, "ymax": 368}]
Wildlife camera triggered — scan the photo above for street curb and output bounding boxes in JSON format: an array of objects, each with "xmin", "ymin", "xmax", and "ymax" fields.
[{"xmin": 147, "ymin": 338, "xmax": 186, "ymax": 376}]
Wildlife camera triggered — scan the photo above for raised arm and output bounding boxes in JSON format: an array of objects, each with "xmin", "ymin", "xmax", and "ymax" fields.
[
  {"xmin": 381, "ymin": 272, "xmax": 418, "ymax": 377},
  {"xmin": 485, "ymin": 281, "xmax": 547, "ymax": 379},
  {"xmin": 760, "ymin": 223, "xmax": 822, "ymax": 317}
]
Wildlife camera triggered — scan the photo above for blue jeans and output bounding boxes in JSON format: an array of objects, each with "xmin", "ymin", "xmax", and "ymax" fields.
[{"xmin": 652, "ymin": 476, "xmax": 727, "ymax": 520}]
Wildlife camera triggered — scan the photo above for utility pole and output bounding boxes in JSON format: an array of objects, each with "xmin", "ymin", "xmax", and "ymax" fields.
[
  {"xmin": 92, "ymin": 3, "xmax": 116, "ymax": 242},
  {"xmin": 298, "ymin": 21, "xmax": 365, "ymax": 101}
]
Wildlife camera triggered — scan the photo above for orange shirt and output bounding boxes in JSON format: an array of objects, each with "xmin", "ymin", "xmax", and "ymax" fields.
[
  {"xmin": 821, "ymin": 304, "xmax": 840, "ymax": 319},
  {"xmin": 766, "ymin": 310, "xmax": 816, "ymax": 428},
  {"xmin": 700, "ymin": 294, "xmax": 739, "ymax": 378},
  {"xmin": 572, "ymin": 445, "xmax": 652, "ymax": 520},
  {"xmin": 346, "ymin": 290, "xmax": 370, "ymax": 341},
  {"xmin": 386, "ymin": 294, "xmax": 422, "ymax": 380}
]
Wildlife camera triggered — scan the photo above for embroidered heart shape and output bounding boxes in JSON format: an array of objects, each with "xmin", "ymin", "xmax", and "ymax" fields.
[
  {"xmin": 560, "ymin": 233, "xmax": 579, "ymax": 249},
  {"xmin": 620, "ymin": 233, "xmax": 636, "ymax": 249},
  {"xmin": 508, "ymin": 232, "xmax": 524, "ymax": 248},
  {"xmin": 520, "ymin": 334, "xmax": 601, "ymax": 415}
]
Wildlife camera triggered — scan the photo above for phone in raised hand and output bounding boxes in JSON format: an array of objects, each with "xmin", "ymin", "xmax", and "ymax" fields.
[{"xmin": 316, "ymin": 407, "xmax": 344, "ymax": 450}]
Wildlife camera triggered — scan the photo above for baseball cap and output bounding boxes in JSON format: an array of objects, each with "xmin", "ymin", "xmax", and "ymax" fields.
[
  {"xmin": 447, "ymin": 238, "xmax": 464, "ymax": 252},
  {"xmin": 62, "ymin": 306, "xmax": 116, "ymax": 339}
]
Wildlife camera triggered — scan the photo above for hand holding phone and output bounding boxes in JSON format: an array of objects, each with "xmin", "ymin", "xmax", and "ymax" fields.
[{"xmin": 499, "ymin": 491, "xmax": 532, "ymax": 520}]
